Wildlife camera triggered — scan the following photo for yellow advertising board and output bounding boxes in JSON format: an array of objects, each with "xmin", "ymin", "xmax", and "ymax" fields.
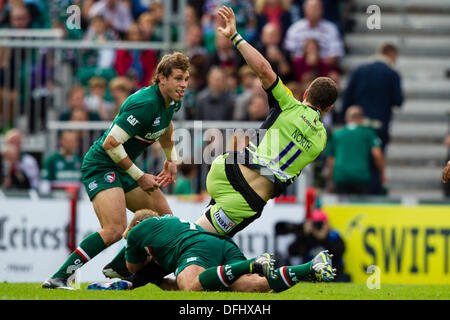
[{"xmin": 324, "ymin": 205, "xmax": 450, "ymax": 284}]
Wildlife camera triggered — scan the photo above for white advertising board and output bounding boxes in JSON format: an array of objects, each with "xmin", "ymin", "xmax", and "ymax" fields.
[{"xmin": 0, "ymin": 196, "xmax": 304, "ymax": 282}]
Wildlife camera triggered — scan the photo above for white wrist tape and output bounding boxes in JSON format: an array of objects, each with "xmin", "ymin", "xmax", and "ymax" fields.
[
  {"xmin": 105, "ymin": 144, "xmax": 127, "ymax": 163},
  {"xmin": 163, "ymin": 146, "xmax": 178, "ymax": 162},
  {"xmin": 126, "ymin": 163, "xmax": 144, "ymax": 181}
]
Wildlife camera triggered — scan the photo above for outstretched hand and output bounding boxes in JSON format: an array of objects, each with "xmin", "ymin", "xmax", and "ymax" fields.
[
  {"xmin": 156, "ymin": 160, "xmax": 177, "ymax": 188},
  {"xmin": 216, "ymin": 6, "xmax": 237, "ymax": 39}
]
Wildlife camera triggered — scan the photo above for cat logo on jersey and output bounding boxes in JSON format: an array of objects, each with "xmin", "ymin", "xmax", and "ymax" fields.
[
  {"xmin": 104, "ymin": 171, "xmax": 116, "ymax": 183},
  {"xmin": 127, "ymin": 115, "xmax": 139, "ymax": 126}
]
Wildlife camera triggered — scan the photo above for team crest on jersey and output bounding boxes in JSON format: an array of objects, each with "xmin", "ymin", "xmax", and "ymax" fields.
[
  {"xmin": 104, "ymin": 171, "xmax": 116, "ymax": 183},
  {"xmin": 152, "ymin": 117, "xmax": 161, "ymax": 126}
]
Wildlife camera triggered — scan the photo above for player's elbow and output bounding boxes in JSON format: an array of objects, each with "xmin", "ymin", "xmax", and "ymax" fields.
[{"xmin": 102, "ymin": 135, "xmax": 118, "ymax": 151}]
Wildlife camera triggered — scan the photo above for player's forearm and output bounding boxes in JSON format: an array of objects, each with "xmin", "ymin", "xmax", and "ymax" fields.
[
  {"xmin": 103, "ymin": 136, "xmax": 144, "ymax": 181},
  {"xmin": 232, "ymin": 34, "xmax": 276, "ymax": 88},
  {"xmin": 159, "ymin": 122, "xmax": 178, "ymax": 162}
]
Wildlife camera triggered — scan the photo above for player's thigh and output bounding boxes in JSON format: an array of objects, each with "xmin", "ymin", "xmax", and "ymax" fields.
[
  {"xmin": 229, "ymin": 274, "xmax": 270, "ymax": 292},
  {"xmin": 92, "ymin": 187, "xmax": 127, "ymax": 231},
  {"xmin": 125, "ymin": 186, "xmax": 172, "ymax": 215},
  {"xmin": 176, "ymin": 264, "xmax": 205, "ymax": 291}
]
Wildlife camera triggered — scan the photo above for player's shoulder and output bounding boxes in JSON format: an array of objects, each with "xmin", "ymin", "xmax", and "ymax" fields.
[{"xmin": 122, "ymin": 86, "xmax": 160, "ymax": 110}]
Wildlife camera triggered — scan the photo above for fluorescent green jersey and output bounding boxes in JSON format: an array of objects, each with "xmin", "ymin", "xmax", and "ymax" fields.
[
  {"xmin": 83, "ymin": 84, "xmax": 181, "ymax": 165},
  {"xmin": 241, "ymin": 78, "xmax": 327, "ymax": 196}
]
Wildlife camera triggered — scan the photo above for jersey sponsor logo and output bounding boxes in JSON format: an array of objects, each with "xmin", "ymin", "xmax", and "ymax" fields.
[
  {"xmin": 152, "ymin": 117, "xmax": 161, "ymax": 126},
  {"xmin": 187, "ymin": 257, "xmax": 198, "ymax": 263},
  {"xmin": 144, "ymin": 128, "xmax": 167, "ymax": 140},
  {"xmin": 104, "ymin": 171, "xmax": 116, "ymax": 183},
  {"xmin": 301, "ymin": 115, "xmax": 319, "ymax": 133},
  {"xmin": 88, "ymin": 180, "xmax": 98, "ymax": 191},
  {"xmin": 213, "ymin": 208, "xmax": 235, "ymax": 233},
  {"xmin": 127, "ymin": 115, "xmax": 140, "ymax": 126}
]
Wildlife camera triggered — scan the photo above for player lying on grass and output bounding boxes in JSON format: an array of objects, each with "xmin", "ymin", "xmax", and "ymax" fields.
[{"xmin": 88, "ymin": 209, "xmax": 335, "ymax": 292}]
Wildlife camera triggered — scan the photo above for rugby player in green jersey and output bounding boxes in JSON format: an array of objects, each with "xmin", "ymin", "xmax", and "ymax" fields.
[
  {"xmin": 195, "ymin": 6, "xmax": 338, "ymax": 236},
  {"xmin": 87, "ymin": 209, "xmax": 335, "ymax": 292},
  {"xmin": 43, "ymin": 52, "xmax": 191, "ymax": 289}
]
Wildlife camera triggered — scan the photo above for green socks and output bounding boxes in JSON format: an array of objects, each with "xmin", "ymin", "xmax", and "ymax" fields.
[
  {"xmin": 268, "ymin": 261, "xmax": 312, "ymax": 293},
  {"xmin": 107, "ymin": 246, "xmax": 131, "ymax": 276},
  {"xmin": 199, "ymin": 259, "xmax": 255, "ymax": 291},
  {"xmin": 52, "ymin": 232, "xmax": 107, "ymax": 279}
]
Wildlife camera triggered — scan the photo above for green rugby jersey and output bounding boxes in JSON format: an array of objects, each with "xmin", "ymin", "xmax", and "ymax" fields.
[
  {"xmin": 326, "ymin": 124, "xmax": 381, "ymax": 184},
  {"xmin": 240, "ymin": 78, "xmax": 327, "ymax": 196},
  {"xmin": 125, "ymin": 215, "xmax": 233, "ymax": 272},
  {"xmin": 83, "ymin": 84, "xmax": 181, "ymax": 165},
  {"xmin": 41, "ymin": 153, "xmax": 82, "ymax": 182}
]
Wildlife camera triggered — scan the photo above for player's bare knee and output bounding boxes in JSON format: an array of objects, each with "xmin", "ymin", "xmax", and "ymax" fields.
[{"xmin": 101, "ymin": 224, "xmax": 126, "ymax": 245}]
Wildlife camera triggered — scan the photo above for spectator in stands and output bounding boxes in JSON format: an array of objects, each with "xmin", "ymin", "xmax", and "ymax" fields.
[
  {"xmin": 130, "ymin": 0, "xmax": 151, "ymax": 20},
  {"xmin": 0, "ymin": 4, "xmax": 34, "ymax": 131},
  {"xmin": 247, "ymin": 94, "xmax": 269, "ymax": 122},
  {"xmin": 195, "ymin": 66, "xmax": 235, "ymax": 121},
  {"xmin": 185, "ymin": 3, "xmax": 200, "ymax": 30},
  {"xmin": 256, "ymin": 22, "xmax": 293, "ymax": 83},
  {"xmin": 39, "ymin": 130, "xmax": 82, "ymax": 193},
  {"xmin": 83, "ymin": 15, "xmax": 117, "ymax": 69},
  {"xmin": 276, "ymin": 205, "xmax": 350, "ymax": 282},
  {"xmin": 340, "ymin": 43, "xmax": 403, "ymax": 153},
  {"xmin": 147, "ymin": 1, "xmax": 171, "ymax": 42},
  {"xmin": 254, "ymin": 0, "xmax": 292, "ymax": 39},
  {"xmin": 85, "ymin": 77, "xmax": 114, "ymax": 121},
  {"xmin": 59, "ymin": 85, "xmax": 101, "ymax": 121},
  {"xmin": 3, "ymin": 129, "xmax": 40, "ymax": 190},
  {"xmin": 174, "ymin": 162, "xmax": 199, "ymax": 195},
  {"xmin": 1, "ymin": 143, "xmax": 30, "ymax": 190},
  {"xmin": 233, "ymin": 66, "xmax": 258, "ymax": 120},
  {"xmin": 114, "ymin": 23, "xmax": 158, "ymax": 88},
  {"xmin": 292, "ymin": 38, "xmax": 334, "ymax": 83},
  {"xmin": 88, "ymin": 0, "xmax": 133, "ymax": 37},
  {"xmin": 109, "ymin": 76, "xmax": 134, "ymax": 118},
  {"xmin": 181, "ymin": 66, "xmax": 200, "ymax": 120},
  {"xmin": 284, "ymin": 0, "xmax": 344, "ymax": 67},
  {"xmin": 186, "ymin": 24, "xmax": 208, "ymax": 60},
  {"xmin": 325, "ymin": 106, "xmax": 386, "ymax": 195},
  {"xmin": 294, "ymin": 0, "xmax": 348, "ymax": 33},
  {"xmin": 6, "ymin": 3, "xmax": 33, "ymax": 29},
  {"xmin": 137, "ymin": 12, "xmax": 157, "ymax": 41},
  {"xmin": 208, "ymin": 32, "xmax": 244, "ymax": 71}
]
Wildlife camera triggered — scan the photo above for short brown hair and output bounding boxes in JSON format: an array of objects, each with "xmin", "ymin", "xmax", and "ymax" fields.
[
  {"xmin": 305, "ymin": 77, "xmax": 338, "ymax": 111},
  {"xmin": 377, "ymin": 43, "xmax": 398, "ymax": 56},
  {"xmin": 152, "ymin": 52, "xmax": 190, "ymax": 84}
]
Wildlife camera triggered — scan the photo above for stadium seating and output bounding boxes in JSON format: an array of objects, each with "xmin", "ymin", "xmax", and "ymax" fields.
[{"xmin": 342, "ymin": 0, "xmax": 450, "ymax": 198}]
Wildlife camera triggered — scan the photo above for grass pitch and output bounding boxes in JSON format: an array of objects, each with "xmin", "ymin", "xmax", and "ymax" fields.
[{"xmin": 0, "ymin": 282, "xmax": 448, "ymax": 300}]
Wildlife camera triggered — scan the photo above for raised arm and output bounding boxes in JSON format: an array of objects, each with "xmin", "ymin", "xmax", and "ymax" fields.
[{"xmin": 216, "ymin": 6, "xmax": 277, "ymax": 89}]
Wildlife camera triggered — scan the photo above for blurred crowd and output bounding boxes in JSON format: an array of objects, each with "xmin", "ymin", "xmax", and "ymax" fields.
[{"xmin": 1, "ymin": 0, "xmax": 426, "ymax": 198}]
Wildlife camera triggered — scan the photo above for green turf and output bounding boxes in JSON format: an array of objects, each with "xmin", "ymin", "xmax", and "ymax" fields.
[{"xmin": 0, "ymin": 282, "xmax": 448, "ymax": 300}]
